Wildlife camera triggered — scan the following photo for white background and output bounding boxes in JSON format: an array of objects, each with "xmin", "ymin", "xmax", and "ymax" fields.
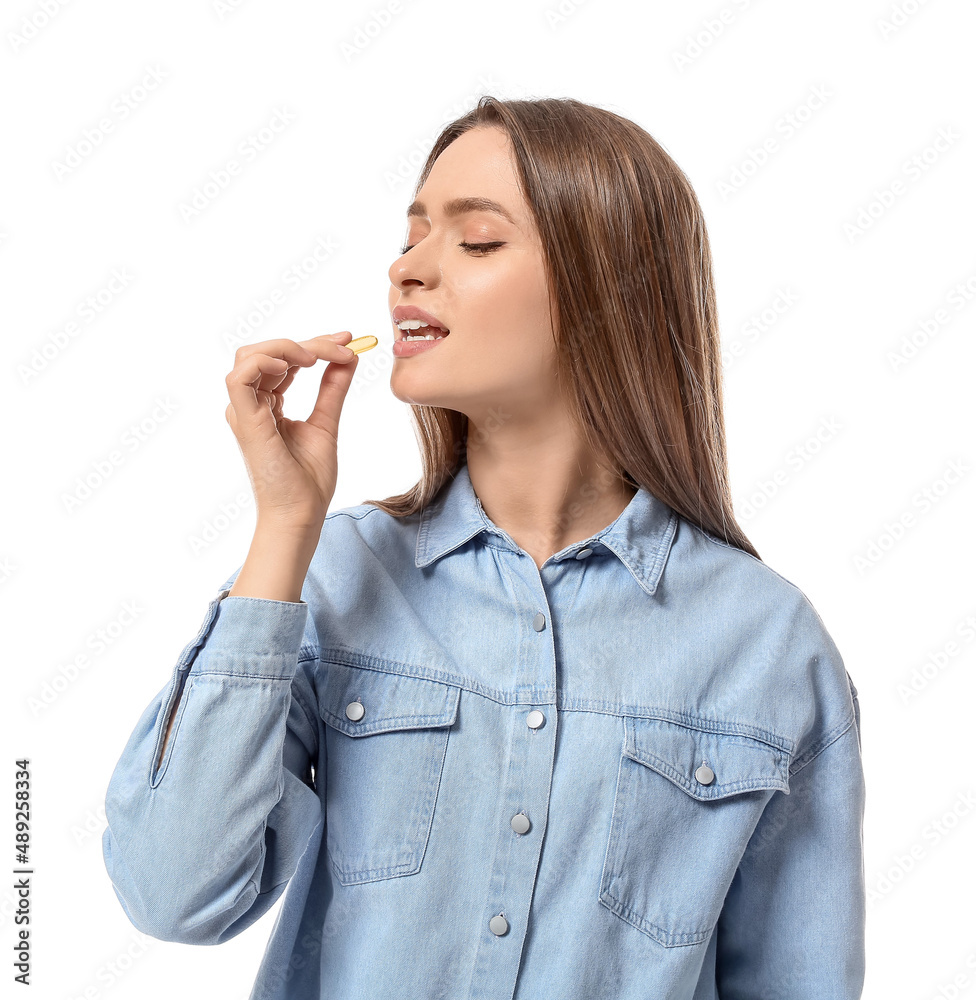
[{"xmin": 2, "ymin": 1, "xmax": 974, "ymax": 997}]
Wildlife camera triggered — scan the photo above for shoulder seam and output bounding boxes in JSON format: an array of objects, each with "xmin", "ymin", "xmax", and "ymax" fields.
[
  {"xmin": 325, "ymin": 504, "xmax": 384, "ymax": 522},
  {"xmin": 688, "ymin": 520, "xmax": 809, "ymax": 599}
]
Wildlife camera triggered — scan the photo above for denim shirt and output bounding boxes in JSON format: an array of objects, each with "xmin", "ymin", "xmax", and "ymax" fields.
[{"xmin": 102, "ymin": 462, "xmax": 866, "ymax": 999}]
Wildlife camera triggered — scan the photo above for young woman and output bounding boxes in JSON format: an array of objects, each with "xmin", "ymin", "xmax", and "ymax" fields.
[{"xmin": 102, "ymin": 96, "xmax": 866, "ymax": 999}]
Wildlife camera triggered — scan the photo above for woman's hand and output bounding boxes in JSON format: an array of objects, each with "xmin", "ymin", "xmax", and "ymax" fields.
[{"xmin": 224, "ymin": 331, "xmax": 360, "ymax": 533}]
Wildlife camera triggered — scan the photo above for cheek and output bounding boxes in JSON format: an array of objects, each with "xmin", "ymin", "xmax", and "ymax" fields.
[{"xmin": 460, "ymin": 257, "xmax": 552, "ymax": 356}]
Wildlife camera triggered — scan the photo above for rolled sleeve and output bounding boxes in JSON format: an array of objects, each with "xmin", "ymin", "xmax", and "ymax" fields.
[
  {"xmin": 714, "ymin": 693, "xmax": 866, "ymax": 997},
  {"xmin": 101, "ymin": 585, "xmax": 323, "ymax": 946}
]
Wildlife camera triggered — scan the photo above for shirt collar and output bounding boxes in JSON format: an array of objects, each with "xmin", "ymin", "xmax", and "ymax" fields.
[{"xmin": 415, "ymin": 463, "xmax": 678, "ymax": 596}]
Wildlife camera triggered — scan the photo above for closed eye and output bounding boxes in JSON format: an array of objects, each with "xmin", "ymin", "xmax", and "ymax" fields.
[
  {"xmin": 397, "ymin": 241, "xmax": 505, "ymax": 256},
  {"xmin": 458, "ymin": 241, "xmax": 504, "ymax": 255}
]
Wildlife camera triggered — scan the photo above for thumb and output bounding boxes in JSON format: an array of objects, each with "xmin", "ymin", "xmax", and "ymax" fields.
[{"xmin": 304, "ymin": 354, "xmax": 358, "ymax": 432}]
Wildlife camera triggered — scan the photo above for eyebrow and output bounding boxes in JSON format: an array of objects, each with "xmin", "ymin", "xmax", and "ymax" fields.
[{"xmin": 406, "ymin": 196, "xmax": 517, "ymax": 227}]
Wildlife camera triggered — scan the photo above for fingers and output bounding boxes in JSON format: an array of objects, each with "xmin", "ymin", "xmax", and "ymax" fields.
[
  {"xmin": 267, "ymin": 363, "xmax": 302, "ymax": 397},
  {"xmin": 270, "ymin": 387, "xmax": 285, "ymax": 424},
  {"xmin": 296, "ymin": 332, "xmax": 355, "ymax": 357},
  {"xmin": 226, "ymin": 353, "xmax": 296, "ymax": 422},
  {"xmin": 226, "ymin": 336, "xmax": 357, "ymax": 423}
]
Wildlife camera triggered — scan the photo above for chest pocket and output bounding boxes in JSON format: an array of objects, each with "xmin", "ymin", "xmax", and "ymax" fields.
[
  {"xmin": 318, "ymin": 660, "xmax": 461, "ymax": 886},
  {"xmin": 599, "ymin": 716, "xmax": 791, "ymax": 947}
]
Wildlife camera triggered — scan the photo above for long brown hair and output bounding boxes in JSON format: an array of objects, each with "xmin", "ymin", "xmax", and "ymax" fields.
[{"xmin": 364, "ymin": 95, "xmax": 760, "ymax": 560}]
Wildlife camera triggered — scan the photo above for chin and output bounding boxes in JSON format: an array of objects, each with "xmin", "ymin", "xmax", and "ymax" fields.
[{"xmin": 389, "ymin": 374, "xmax": 445, "ymax": 408}]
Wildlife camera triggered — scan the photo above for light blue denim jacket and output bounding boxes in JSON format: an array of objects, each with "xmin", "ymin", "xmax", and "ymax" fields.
[{"xmin": 102, "ymin": 462, "xmax": 866, "ymax": 999}]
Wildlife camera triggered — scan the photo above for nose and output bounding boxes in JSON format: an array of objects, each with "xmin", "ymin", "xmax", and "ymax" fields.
[
  {"xmin": 389, "ymin": 246, "xmax": 435, "ymax": 290},
  {"xmin": 389, "ymin": 262, "xmax": 423, "ymax": 289}
]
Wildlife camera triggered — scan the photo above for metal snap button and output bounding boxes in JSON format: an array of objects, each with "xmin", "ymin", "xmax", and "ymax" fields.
[{"xmin": 695, "ymin": 764, "xmax": 715, "ymax": 785}]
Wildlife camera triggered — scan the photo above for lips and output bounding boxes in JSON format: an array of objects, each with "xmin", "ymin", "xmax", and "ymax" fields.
[{"xmin": 392, "ymin": 305, "xmax": 450, "ymax": 339}]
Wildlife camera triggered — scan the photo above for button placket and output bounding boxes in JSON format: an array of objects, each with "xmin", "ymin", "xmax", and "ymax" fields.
[{"xmin": 478, "ymin": 586, "xmax": 557, "ymax": 962}]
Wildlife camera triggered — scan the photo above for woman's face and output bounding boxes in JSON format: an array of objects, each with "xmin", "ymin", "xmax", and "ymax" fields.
[{"xmin": 387, "ymin": 127, "xmax": 557, "ymax": 422}]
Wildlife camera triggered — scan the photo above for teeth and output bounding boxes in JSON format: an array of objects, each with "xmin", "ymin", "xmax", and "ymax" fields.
[
  {"xmin": 397, "ymin": 318, "xmax": 448, "ymax": 332},
  {"xmin": 397, "ymin": 318, "xmax": 448, "ymax": 342}
]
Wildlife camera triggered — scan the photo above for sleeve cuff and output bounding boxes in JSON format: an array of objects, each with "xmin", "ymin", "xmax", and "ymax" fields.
[{"xmin": 177, "ymin": 589, "xmax": 310, "ymax": 680}]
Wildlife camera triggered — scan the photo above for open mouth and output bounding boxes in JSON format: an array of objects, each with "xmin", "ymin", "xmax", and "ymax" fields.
[{"xmin": 396, "ymin": 321, "xmax": 451, "ymax": 342}]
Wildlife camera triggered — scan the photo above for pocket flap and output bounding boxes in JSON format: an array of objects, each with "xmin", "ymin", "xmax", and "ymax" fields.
[
  {"xmin": 624, "ymin": 717, "xmax": 790, "ymax": 800},
  {"xmin": 320, "ymin": 661, "xmax": 461, "ymax": 737}
]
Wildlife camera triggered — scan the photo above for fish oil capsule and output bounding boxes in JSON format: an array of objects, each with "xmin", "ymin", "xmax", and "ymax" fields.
[{"xmin": 346, "ymin": 335, "xmax": 378, "ymax": 355}]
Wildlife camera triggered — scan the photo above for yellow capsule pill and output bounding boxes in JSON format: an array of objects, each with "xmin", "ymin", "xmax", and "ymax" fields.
[{"xmin": 346, "ymin": 335, "xmax": 378, "ymax": 355}]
